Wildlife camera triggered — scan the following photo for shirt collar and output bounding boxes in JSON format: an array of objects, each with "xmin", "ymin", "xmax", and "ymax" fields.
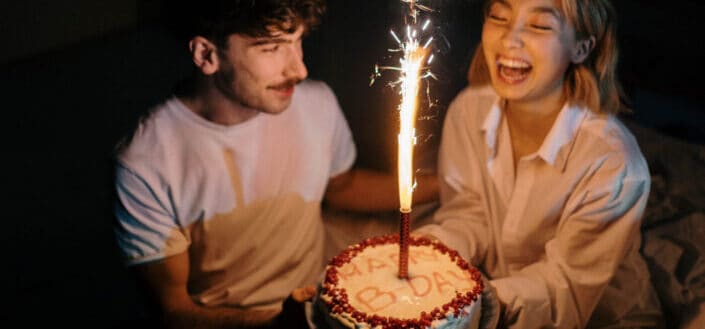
[
  {"xmin": 481, "ymin": 99, "xmax": 503, "ymax": 160},
  {"xmin": 481, "ymin": 98, "xmax": 588, "ymax": 171},
  {"xmin": 537, "ymin": 103, "xmax": 587, "ymax": 170}
]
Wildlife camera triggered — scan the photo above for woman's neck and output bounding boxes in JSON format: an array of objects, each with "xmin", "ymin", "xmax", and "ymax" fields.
[{"xmin": 504, "ymin": 94, "xmax": 565, "ymax": 165}]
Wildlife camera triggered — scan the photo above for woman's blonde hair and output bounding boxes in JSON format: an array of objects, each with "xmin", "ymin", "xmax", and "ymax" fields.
[{"xmin": 468, "ymin": 0, "xmax": 626, "ymax": 114}]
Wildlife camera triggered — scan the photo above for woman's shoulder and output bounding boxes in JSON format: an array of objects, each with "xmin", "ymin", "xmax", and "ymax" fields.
[
  {"xmin": 452, "ymin": 84, "xmax": 496, "ymax": 104},
  {"xmin": 578, "ymin": 113, "xmax": 650, "ymax": 180},
  {"xmin": 582, "ymin": 113, "xmax": 641, "ymax": 152},
  {"xmin": 446, "ymin": 84, "xmax": 497, "ymax": 123}
]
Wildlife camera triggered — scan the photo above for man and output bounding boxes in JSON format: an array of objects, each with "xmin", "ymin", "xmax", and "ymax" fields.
[{"xmin": 113, "ymin": 1, "xmax": 438, "ymax": 328}]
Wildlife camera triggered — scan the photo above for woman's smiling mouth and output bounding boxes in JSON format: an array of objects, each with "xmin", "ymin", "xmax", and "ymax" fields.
[{"xmin": 497, "ymin": 56, "xmax": 532, "ymax": 84}]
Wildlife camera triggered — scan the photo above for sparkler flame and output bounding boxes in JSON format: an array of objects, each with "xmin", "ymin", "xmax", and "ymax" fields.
[
  {"xmin": 382, "ymin": 0, "xmax": 437, "ymax": 280},
  {"xmin": 398, "ymin": 44, "xmax": 427, "ymax": 213},
  {"xmin": 383, "ymin": 1, "xmax": 435, "ymax": 213}
]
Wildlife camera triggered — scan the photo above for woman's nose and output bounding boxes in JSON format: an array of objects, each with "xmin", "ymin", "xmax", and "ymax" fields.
[{"xmin": 501, "ymin": 25, "xmax": 524, "ymax": 49}]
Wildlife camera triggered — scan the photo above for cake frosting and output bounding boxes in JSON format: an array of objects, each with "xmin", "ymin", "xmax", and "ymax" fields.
[{"xmin": 316, "ymin": 234, "xmax": 483, "ymax": 329}]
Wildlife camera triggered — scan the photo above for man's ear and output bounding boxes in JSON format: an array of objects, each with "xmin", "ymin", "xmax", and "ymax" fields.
[
  {"xmin": 189, "ymin": 36, "xmax": 220, "ymax": 75},
  {"xmin": 571, "ymin": 36, "xmax": 595, "ymax": 64}
]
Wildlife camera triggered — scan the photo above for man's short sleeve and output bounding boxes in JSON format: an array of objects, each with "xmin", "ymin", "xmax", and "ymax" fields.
[{"xmin": 113, "ymin": 163, "xmax": 189, "ymax": 265}]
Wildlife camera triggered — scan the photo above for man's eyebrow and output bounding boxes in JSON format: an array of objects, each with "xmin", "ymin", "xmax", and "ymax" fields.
[{"xmin": 249, "ymin": 37, "xmax": 292, "ymax": 46}]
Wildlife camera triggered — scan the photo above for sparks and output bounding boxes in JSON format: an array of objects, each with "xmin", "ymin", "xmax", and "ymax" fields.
[
  {"xmin": 423, "ymin": 36, "xmax": 434, "ymax": 49},
  {"xmin": 390, "ymin": 30, "xmax": 401, "ymax": 45},
  {"xmin": 393, "ymin": 2, "xmax": 436, "ymax": 212},
  {"xmin": 387, "ymin": 0, "xmax": 438, "ymax": 280},
  {"xmin": 370, "ymin": 1, "xmax": 437, "ymax": 212},
  {"xmin": 397, "ymin": 41, "xmax": 426, "ymax": 212}
]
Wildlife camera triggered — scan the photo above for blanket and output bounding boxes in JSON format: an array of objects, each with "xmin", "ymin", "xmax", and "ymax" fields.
[{"xmin": 625, "ymin": 120, "xmax": 705, "ymax": 328}]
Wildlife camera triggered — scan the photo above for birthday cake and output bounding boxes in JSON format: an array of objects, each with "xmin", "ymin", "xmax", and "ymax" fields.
[{"xmin": 316, "ymin": 234, "xmax": 483, "ymax": 329}]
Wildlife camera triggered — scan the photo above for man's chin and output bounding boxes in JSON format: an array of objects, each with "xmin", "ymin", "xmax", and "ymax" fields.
[{"xmin": 261, "ymin": 101, "xmax": 292, "ymax": 115}]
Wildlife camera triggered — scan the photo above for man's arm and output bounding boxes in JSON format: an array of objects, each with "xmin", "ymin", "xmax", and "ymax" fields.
[
  {"xmin": 324, "ymin": 168, "xmax": 439, "ymax": 212},
  {"xmin": 133, "ymin": 251, "xmax": 279, "ymax": 329}
]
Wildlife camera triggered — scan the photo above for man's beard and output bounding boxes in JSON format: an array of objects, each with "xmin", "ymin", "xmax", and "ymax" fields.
[
  {"xmin": 213, "ymin": 61, "xmax": 301, "ymax": 111},
  {"xmin": 214, "ymin": 62, "xmax": 243, "ymax": 105}
]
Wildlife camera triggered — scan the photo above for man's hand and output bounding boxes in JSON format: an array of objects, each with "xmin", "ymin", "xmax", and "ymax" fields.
[
  {"xmin": 291, "ymin": 284, "xmax": 317, "ymax": 302},
  {"xmin": 272, "ymin": 285, "xmax": 317, "ymax": 329}
]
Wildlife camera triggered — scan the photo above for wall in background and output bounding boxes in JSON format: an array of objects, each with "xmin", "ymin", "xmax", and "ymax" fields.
[
  {"xmin": 0, "ymin": 0, "xmax": 165, "ymax": 64},
  {"xmin": 2, "ymin": 0, "xmax": 703, "ymax": 103}
]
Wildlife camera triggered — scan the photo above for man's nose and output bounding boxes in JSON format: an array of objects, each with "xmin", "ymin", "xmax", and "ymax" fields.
[{"xmin": 285, "ymin": 47, "xmax": 308, "ymax": 81}]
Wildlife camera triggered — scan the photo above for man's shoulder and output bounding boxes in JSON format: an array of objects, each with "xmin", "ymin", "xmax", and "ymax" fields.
[{"xmin": 116, "ymin": 97, "xmax": 183, "ymax": 163}]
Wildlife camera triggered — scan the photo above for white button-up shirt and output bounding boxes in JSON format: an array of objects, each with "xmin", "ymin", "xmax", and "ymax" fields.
[{"xmin": 418, "ymin": 86, "xmax": 661, "ymax": 328}]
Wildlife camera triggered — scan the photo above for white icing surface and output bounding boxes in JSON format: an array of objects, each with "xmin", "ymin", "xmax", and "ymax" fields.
[{"xmin": 335, "ymin": 244, "xmax": 478, "ymax": 319}]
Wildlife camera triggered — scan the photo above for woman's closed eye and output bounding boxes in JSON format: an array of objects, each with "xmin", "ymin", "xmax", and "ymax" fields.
[
  {"xmin": 528, "ymin": 13, "xmax": 561, "ymax": 32},
  {"xmin": 487, "ymin": 2, "xmax": 510, "ymax": 23},
  {"xmin": 488, "ymin": 13, "xmax": 508, "ymax": 22},
  {"xmin": 530, "ymin": 24, "xmax": 552, "ymax": 31}
]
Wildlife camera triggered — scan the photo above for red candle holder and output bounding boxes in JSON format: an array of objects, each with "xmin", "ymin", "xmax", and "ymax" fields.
[{"xmin": 398, "ymin": 210, "xmax": 410, "ymax": 279}]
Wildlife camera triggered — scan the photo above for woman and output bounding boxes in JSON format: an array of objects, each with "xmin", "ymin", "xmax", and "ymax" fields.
[{"xmin": 417, "ymin": 0, "xmax": 663, "ymax": 327}]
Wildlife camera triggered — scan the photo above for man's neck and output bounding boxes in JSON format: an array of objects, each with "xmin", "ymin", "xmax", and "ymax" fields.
[{"xmin": 177, "ymin": 79, "xmax": 258, "ymax": 126}]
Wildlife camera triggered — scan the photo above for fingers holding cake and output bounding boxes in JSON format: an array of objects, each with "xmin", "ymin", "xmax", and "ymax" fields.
[
  {"xmin": 274, "ymin": 285, "xmax": 318, "ymax": 329},
  {"xmin": 291, "ymin": 284, "xmax": 317, "ymax": 303},
  {"xmin": 411, "ymin": 232, "xmax": 440, "ymax": 243}
]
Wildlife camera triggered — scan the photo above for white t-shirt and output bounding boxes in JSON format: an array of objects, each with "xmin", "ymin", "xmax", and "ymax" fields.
[
  {"xmin": 418, "ymin": 86, "xmax": 661, "ymax": 328},
  {"xmin": 114, "ymin": 80, "xmax": 356, "ymax": 311}
]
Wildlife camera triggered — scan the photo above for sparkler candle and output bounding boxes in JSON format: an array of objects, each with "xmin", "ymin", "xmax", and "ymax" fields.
[
  {"xmin": 392, "ymin": 0, "xmax": 433, "ymax": 279},
  {"xmin": 316, "ymin": 4, "xmax": 487, "ymax": 328},
  {"xmin": 397, "ymin": 44, "xmax": 427, "ymax": 280}
]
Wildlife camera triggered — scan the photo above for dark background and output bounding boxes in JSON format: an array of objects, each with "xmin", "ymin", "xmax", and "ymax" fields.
[{"xmin": 3, "ymin": 1, "xmax": 704, "ymax": 327}]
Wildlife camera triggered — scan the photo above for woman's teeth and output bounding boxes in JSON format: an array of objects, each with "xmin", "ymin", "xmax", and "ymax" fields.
[{"xmin": 497, "ymin": 57, "xmax": 531, "ymax": 82}]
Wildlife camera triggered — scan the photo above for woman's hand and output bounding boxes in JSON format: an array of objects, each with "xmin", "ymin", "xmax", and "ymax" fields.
[{"xmin": 411, "ymin": 232, "xmax": 440, "ymax": 243}]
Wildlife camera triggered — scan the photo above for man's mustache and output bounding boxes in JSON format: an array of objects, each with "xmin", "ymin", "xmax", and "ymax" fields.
[{"xmin": 269, "ymin": 79, "xmax": 302, "ymax": 90}]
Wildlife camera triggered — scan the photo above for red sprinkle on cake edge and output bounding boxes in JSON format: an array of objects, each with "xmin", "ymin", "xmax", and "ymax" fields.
[{"xmin": 321, "ymin": 234, "xmax": 484, "ymax": 328}]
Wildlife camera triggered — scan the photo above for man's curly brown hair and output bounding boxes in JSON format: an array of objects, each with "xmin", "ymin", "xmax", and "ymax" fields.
[{"xmin": 170, "ymin": 0, "xmax": 327, "ymax": 48}]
